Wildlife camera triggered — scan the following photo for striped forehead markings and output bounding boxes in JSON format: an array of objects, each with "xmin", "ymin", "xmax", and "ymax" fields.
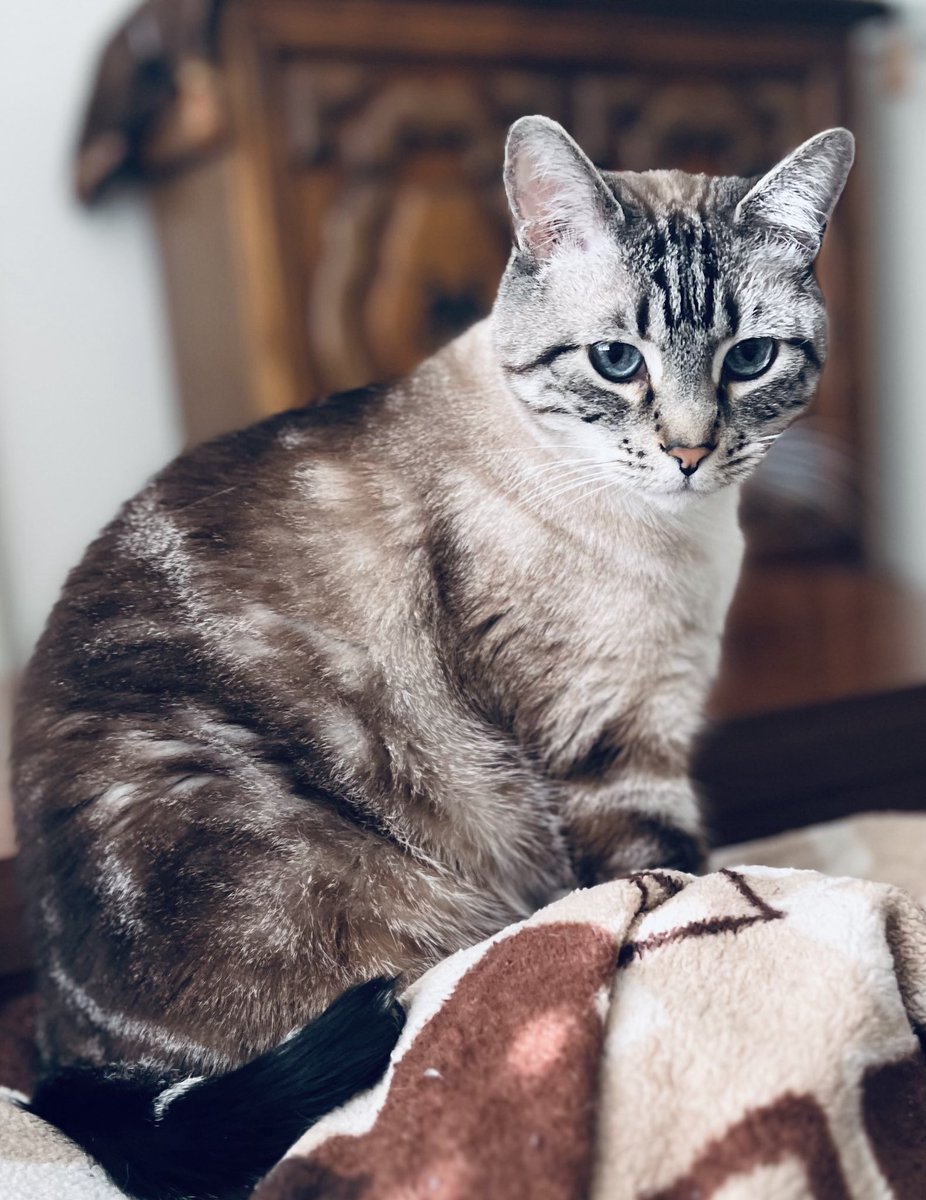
[
  {"xmin": 650, "ymin": 227, "xmax": 672, "ymax": 331},
  {"xmin": 636, "ymin": 295, "xmax": 650, "ymax": 339},
  {"xmin": 724, "ymin": 294, "xmax": 740, "ymax": 337},
  {"xmin": 701, "ymin": 225, "xmax": 718, "ymax": 333},
  {"xmin": 647, "ymin": 216, "xmax": 726, "ymax": 334}
]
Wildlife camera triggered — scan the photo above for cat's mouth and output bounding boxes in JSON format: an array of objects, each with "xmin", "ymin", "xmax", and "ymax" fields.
[{"xmin": 662, "ymin": 469, "xmax": 733, "ymax": 499}]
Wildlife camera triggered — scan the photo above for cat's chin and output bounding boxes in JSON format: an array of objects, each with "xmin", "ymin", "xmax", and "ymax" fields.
[{"xmin": 645, "ymin": 475, "xmax": 736, "ymax": 510}]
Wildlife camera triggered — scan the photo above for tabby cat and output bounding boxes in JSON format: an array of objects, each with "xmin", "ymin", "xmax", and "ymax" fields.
[{"xmin": 12, "ymin": 116, "xmax": 853, "ymax": 1199}]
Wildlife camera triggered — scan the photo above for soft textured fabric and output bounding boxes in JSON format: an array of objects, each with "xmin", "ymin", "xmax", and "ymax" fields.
[
  {"xmin": 0, "ymin": 1086, "xmax": 123, "ymax": 1198},
  {"xmin": 3, "ymin": 811, "xmax": 926, "ymax": 1200},
  {"xmin": 256, "ymin": 862, "xmax": 926, "ymax": 1200}
]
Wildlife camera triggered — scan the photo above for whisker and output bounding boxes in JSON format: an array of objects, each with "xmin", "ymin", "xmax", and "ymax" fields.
[
  {"xmin": 487, "ymin": 442, "xmax": 595, "ymax": 457},
  {"xmin": 504, "ymin": 457, "xmax": 621, "ymax": 505},
  {"xmin": 504, "ymin": 466, "xmax": 598, "ymax": 507},
  {"xmin": 723, "ymin": 452, "xmax": 763, "ymax": 470},
  {"xmin": 559, "ymin": 477, "xmax": 621, "ymax": 514},
  {"xmin": 510, "ymin": 468, "xmax": 604, "ymax": 506},
  {"xmin": 518, "ymin": 467, "xmax": 621, "ymax": 509},
  {"xmin": 175, "ymin": 485, "xmax": 239, "ymax": 512},
  {"xmin": 519, "ymin": 457, "xmax": 611, "ymax": 480}
]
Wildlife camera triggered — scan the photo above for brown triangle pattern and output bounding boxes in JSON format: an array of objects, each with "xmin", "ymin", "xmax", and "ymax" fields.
[
  {"xmin": 255, "ymin": 921, "xmax": 619, "ymax": 1200},
  {"xmin": 618, "ymin": 868, "xmax": 783, "ymax": 967},
  {"xmin": 645, "ymin": 1091, "xmax": 851, "ymax": 1200}
]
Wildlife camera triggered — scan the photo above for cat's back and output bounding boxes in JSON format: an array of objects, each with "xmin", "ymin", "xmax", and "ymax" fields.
[
  {"xmin": 35, "ymin": 382, "xmax": 418, "ymax": 644},
  {"xmin": 12, "ymin": 380, "xmax": 433, "ymax": 800}
]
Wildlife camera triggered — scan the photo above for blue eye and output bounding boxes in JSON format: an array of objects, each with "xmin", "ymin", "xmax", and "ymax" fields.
[
  {"xmin": 724, "ymin": 338, "xmax": 777, "ymax": 380},
  {"xmin": 589, "ymin": 341, "xmax": 644, "ymax": 383}
]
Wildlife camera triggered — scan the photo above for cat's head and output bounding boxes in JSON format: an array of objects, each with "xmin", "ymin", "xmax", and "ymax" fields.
[{"xmin": 493, "ymin": 116, "xmax": 854, "ymax": 501}]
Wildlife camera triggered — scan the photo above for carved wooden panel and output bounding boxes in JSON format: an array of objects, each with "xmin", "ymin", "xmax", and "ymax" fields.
[
  {"xmin": 277, "ymin": 64, "xmax": 567, "ymax": 393},
  {"xmin": 572, "ymin": 75, "xmax": 810, "ymax": 175}
]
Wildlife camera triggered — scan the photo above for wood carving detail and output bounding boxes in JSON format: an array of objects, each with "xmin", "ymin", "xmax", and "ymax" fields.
[
  {"xmin": 280, "ymin": 64, "xmax": 567, "ymax": 392},
  {"xmin": 573, "ymin": 74, "xmax": 809, "ymax": 175}
]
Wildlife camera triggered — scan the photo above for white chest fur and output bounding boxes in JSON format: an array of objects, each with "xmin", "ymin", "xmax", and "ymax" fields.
[{"xmin": 463, "ymin": 478, "xmax": 745, "ymax": 773}]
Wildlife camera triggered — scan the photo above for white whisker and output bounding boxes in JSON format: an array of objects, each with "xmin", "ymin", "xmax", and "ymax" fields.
[
  {"xmin": 520, "ymin": 467, "xmax": 621, "ymax": 509},
  {"xmin": 558, "ymin": 477, "xmax": 621, "ymax": 514},
  {"xmin": 520, "ymin": 456, "xmax": 607, "ymax": 476}
]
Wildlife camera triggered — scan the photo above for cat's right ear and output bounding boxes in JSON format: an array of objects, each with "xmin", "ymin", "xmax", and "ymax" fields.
[{"xmin": 504, "ymin": 116, "xmax": 623, "ymax": 261}]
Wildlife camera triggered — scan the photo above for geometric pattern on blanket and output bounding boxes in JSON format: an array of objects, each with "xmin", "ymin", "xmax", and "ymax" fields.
[{"xmin": 255, "ymin": 867, "xmax": 926, "ymax": 1200}]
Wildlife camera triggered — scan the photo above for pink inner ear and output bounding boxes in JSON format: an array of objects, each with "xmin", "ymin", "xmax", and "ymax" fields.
[
  {"xmin": 516, "ymin": 154, "xmax": 602, "ymax": 260},
  {"xmin": 517, "ymin": 166, "xmax": 566, "ymax": 257},
  {"xmin": 507, "ymin": 118, "xmax": 621, "ymax": 258}
]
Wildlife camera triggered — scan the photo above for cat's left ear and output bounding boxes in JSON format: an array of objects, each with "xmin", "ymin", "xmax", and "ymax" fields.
[
  {"xmin": 504, "ymin": 115, "xmax": 623, "ymax": 261},
  {"xmin": 734, "ymin": 128, "xmax": 855, "ymax": 258}
]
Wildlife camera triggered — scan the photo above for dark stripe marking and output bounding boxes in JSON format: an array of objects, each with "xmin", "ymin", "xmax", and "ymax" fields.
[
  {"xmin": 653, "ymin": 264, "xmax": 674, "ymax": 330},
  {"xmin": 650, "ymin": 227, "xmax": 676, "ymax": 331},
  {"xmin": 502, "ymin": 343, "xmax": 579, "ymax": 375},
  {"xmin": 701, "ymin": 226, "xmax": 717, "ymax": 330},
  {"xmin": 636, "ymin": 295, "xmax": 650, "ymax": 338},
  {"xmin": 723, "ymin": 293, "xmax": 740, "ymax": 335},
  {"xmin": 789, "ymin": 338, "xmax": 821, "ymax": 369}
]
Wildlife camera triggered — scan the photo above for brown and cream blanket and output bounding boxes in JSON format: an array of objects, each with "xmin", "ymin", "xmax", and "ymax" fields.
[{"xmin": 3, "ymin": 811, "xmax": 926, "ymax": 1199}]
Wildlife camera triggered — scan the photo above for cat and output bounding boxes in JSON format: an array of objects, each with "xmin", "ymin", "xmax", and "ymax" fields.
[{"xmin": 12, "ymin": 115, "xmax": 853, "ymax": 1200}]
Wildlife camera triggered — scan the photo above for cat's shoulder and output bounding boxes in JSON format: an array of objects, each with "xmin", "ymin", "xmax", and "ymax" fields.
[
  {"xmin": 140, "ymin": 383, "xmax": 393, "ymax": 510},
  {"xmin": 184, "ymin": 383, "xmax": 387, "ymax": 471}
]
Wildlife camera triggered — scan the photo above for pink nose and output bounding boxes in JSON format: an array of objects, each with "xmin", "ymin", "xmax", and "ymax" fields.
[{"xmin": 665, "ymin": 444, "xmax": 713, "ymax": 476}]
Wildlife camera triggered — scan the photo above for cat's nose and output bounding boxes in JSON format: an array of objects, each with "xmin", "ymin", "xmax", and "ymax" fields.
[{"xmin": 663, "ymin": 443, "xmax": 714, "ymax": 476}]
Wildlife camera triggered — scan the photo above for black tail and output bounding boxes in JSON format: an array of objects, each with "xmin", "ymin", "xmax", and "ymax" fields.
[{"xmin": 27, "ymin": 977, "xmax": 405, "ymax": 1200}]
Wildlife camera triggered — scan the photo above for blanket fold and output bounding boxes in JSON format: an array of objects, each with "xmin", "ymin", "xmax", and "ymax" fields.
[{"xmin": 257, "ymin": 865, "xmax": 926, "ymax": 1200}]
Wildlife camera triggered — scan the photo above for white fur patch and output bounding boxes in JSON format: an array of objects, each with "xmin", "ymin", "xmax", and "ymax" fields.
[{"xmin": 152, "ymin": 1074, "xmax": 205, "ymax": 1122}]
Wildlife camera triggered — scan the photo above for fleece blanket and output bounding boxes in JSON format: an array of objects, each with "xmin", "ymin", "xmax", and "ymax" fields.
[{"xmin": 3, "ymin": 811, "xmax": 926, "ymax": 1200}]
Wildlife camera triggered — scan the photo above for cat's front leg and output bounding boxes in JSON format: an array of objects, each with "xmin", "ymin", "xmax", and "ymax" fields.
[{"xmin": 561, "ymin": 773, "xmax": 707, "ymax": 887}]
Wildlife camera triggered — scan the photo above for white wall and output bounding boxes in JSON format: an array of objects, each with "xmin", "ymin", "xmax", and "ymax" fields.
[
  {"xmin": 0, "ymin": 0, "xmax": 181, "ymax": 667},
  {"xmin": 860, "ymin": 5, "xmax": 926, "ymax": 586},
  {"xmin": 0, "ymin": 1, "xmax": 181, "ymax": 856},
  {"xmin": 0, "ymin": 588, "xmax": 13, "ymax": 858}
]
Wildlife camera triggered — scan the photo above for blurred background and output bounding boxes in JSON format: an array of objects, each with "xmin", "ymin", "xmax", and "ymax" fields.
[{"xmin": 2, "ymin": 0, "xmax": 926, "ymax": 896}]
